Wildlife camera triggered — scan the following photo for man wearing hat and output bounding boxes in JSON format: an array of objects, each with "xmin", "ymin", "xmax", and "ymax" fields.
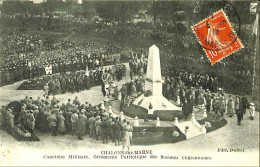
[
  {"xmin": 236, "ymin": 103, "xmax": 244, "ymax": 126},
  {"xmin": 101, "ymin": 117, "xmax": 109, "ymax": 144},
  {"xmin": 51, "ymin": 96, "xmax": 59, "ymax": 106},
  {"xmin": 71, "ymin": 109, "xmax": 79, "ymax": 136},
  {"xmin": 219, "ymin": 96, "xmax": 226, "ymax": 119},
  {"xmin": 66, "ymin": 99, "xmax": 74, "ymax": 112},
  {"xmin": 88, "ymin": 114, "xmax": 96, "ymax": 138},
  {"xmin": 212, "ymin": 95, "xmax": 218, "ymax": 114},
  {"xmin": 95, "ymin": 116, "xmax": 102, "ymax": 140},
  {"xmin": 80, "ymin": 109, "xmax": 88, "ymax": 135},
  {"xmin": 47, "ymin": 112, "xmax": 58, "ymax": 136},
  {"xmin": 111, "ymin": 118, "xmax": 120, "ymax": 146},
  {"xmin": 73, "ymin": 96, "xmax": 81, "ymax": 106},
  {"xmin": 205, "ymin": 91, "xmax": 211, "ymax": 113},
  {"xmin": 76, "ymin": 112, "xmax": 86, "ymax": 140}
]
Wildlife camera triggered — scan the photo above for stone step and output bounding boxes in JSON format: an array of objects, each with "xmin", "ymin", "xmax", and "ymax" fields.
[{"xmin": 177, "ymin": 121, "xmax": 205, "ymax": 139}]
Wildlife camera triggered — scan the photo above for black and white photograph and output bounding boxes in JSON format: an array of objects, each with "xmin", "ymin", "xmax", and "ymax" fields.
[{"xmin": 0, "ymin": 0, "xmax": 259, "ymax": 166}]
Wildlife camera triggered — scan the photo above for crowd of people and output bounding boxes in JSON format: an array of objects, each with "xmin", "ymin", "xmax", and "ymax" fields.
[
  {"xmin": 123, "ymin": 53, "xmax": 254, "ymax": 126},
  {"xmin": 161, "ymin": 68, "xmax": 254, "ymax": 125},
  {"xmin": 0, "ymin": 32, "xmax": 131, "ymax": 87},
  {"xmin": 0, "ymin": 25, "xmax": 255, "ymax": 95},
  {"xmin": 0, "ymin": 96, "xmax": 133, "ymax": 150}
]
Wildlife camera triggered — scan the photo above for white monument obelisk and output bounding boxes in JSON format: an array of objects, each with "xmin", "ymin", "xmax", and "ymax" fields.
[
  {"xmin": 145, "ymin": 45, "xmax": 164, "ymax": 96},
  {"xmin": 133, "ymin": 45, "xmax": 181, "ymax": 114}
]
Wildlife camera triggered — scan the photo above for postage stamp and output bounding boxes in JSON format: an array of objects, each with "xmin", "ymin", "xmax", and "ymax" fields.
[{"xmin": 192, "ymin": 10, "xmax": 243, "ymax": 65}]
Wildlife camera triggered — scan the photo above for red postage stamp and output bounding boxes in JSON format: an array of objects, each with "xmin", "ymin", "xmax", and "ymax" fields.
[{"xmin": 192, "ymin": 10, "xmax": 243, "ymax": 65}]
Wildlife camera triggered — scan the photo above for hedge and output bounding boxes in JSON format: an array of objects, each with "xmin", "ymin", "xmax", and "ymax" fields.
[
  {"xmin": 121, "ymin": 103, "xmax": 184, "ymax": 121},
  {"xmin": 197, "ymin": 112, "xmax": 227, "ymax": 133},
  {"xmin": 132, "ymin": 126, "xmax": 186, "ymax": 145}
]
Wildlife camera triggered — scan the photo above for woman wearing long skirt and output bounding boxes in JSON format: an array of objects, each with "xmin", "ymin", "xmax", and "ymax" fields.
[{"xmin": 122, "ymin": 121, "xmax": 133, "ymax": 151}]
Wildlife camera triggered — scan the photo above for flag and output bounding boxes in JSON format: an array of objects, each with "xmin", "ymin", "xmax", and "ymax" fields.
[
  {"xmin": 85, "ymin": 65, "xmax": 89, "ymax": 76},
  {"xmin": 45, "ymin": 66, "xmax": 49, "ymax": 75},
  {"xmin": 45, "ymin": 65, "xmax": 52, "ymax": 75},
  {"xmin": 49, "ymin": 64, "xmax": 52, "ymax": 75},
  {"xmin": 28, "ymin": 60, "xmax": 32, "ymax": 68}
]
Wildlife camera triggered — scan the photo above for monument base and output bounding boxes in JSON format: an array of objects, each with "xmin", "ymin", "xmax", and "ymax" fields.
[{"xmin": 133, "ymin": 94, "xmax": 181, "ymax": 114}]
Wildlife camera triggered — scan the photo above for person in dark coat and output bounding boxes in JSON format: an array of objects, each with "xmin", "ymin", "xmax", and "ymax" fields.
[
  {"xmin": 71, "ymin": 109, "xmax": 78, "ymax": 136},
  {"xmin": 187, "ymin": 95, "xmax": 193, "ymax": 116},
  {"xmin": 95, "ymin": 116, "xmax": 102, "ymax": 140},
  {"xmin": 101, "ymin": 82, "xmax": 106, "ymax": 97},
  {"xmin": 76, "ymin": 113, "xmax": 86, "ymax": 140},
  {"xmin": 88, "ymin": 115, "xmax": 96, "ymax": 138},
  {"xmin": 73, "ymin": 96, "xmax": 81, "ymax": 106},
  {"xmin": 63, "ymin": 109, "xmax": 72, "ymax": 134},
  {"xmin": 241, "ymin": 96, "xmax": 249, "ymax": 116},
  {"xmin": 113, "ymin": 86, "xmax": 119, "ymax": 100},
  {"xmin": 219, "ymin": 96, "xmax": 226, "ymax": 119},
  {"xmin": 120, "ymin": 84, "xmax": 127, "ymax": 101},
  {"xmin": 47, "ymin": 112, "xmax": 58, "ymax": 136},
  {"xmin": 212, "ymin": 96, "xmax": 219, "ymax": 115},
  {"xmin": 112, "ymin": 118, "xmax": 122, "ymax": 146},
  {"xmin": 194, "ymin": 88, "xmax": 199, "ymax": 106},
  {"xmin": 101, "ymin": 117, "xmax": 108, "ymax": 144},
  {"xmin": 205, "ymin": 92, "xmax": 211, "ymax": 113},
  {"xmin": 127, "ymin": 82, "xmax": 133, "ymax": 97},
  {"xmin": 60, "ymin": 77, "xmax": 67, "ymax": 93},
  {"xmin": 182, "ymin": 99, "xmax": 189, "ymax": 120},
  {"xmin": 236, "ymin": 107, "xmax": 243, "ymax": 125},
  {"xmin": 51, "ymin": 96, "xmax": 58, "ymax": 106},
  {"xmin": 85, "ymin": 76, "xmax": 91, "ymax": 90}
]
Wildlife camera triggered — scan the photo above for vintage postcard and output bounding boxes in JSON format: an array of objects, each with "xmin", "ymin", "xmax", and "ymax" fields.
[{"xmin": 0, "ymin": 0, "xmax": 259, "ymax": 166}]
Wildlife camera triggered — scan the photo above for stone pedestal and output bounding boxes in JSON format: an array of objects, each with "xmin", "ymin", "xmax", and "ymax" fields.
[
  {"xmin": 191, "ymin": 113, "xmax": 196, "ymax": 123},
  {"xmin": 148, "ymin": 108, "xmax": 153, "ymax": 115},
  {"xmin": 134, "ymin": 116, "xmax": 139, "ymax": 127},
  {"xmin": 174, "ymin": 117, "xmax": 178, "ymax": 126},
  {"xmin": 177, "ymin": 96, "xmax": 180, "ymax": 105},
  {"xmin": 156, "ymin": 117, "xmax": 160, "ymax": 127}
]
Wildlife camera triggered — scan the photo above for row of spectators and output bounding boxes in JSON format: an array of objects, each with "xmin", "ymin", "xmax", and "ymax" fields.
[
  {"xmin": 17, "ymin": 63, "xmax": 126, "ymax": 97},
  {"xmin": 44, "ymin": 64, "xmax": 126, "ymax": 96},
  {"xmin": 1, "ymin": 95, "xmax": 133, "ymax": 147}
]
